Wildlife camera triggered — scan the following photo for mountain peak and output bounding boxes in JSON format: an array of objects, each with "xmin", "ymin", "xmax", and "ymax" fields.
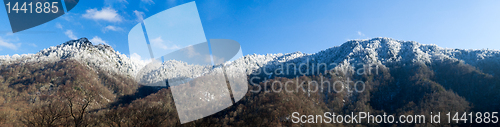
[
  {"xmin": 0, "ymin": 37, "xmax": 142, "ymax": 78},
  {"xmin": 62, "ymin": 37, "xmax": 92, "ymax": 47},
  {"xmin": 58, "ymin": 37, "xmax": 114, "ymax": 53}
]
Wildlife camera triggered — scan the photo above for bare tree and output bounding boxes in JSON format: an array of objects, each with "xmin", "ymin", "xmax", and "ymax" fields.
[
  {"xmin": 20, "ymin": 97, "xmax": 69, "ymax": 127},
  {"xmin": 59, "ymin": 84, "xmax": 97, "ymax": 127}
]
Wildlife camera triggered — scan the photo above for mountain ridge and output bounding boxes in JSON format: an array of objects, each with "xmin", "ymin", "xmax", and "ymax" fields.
[
  {"xmin": 0, "ymin": 38, "xmax": 143, "ymax": 78},
  {"xmin": 226, "ymin": 37, "xmax": 500, "ymax": 79},
  {"xmin": 1, "ymin": 37, "xmax": 500, "ymax": 126},
  {"xmin": 1, "ymin": 37, "xmax": 499, "ymax": 79}
]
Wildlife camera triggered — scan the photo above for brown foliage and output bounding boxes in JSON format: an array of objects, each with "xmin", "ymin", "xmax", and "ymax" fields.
[{"xmin": 0, "ymin": 58, "xmax": 497, "ymax": 126}]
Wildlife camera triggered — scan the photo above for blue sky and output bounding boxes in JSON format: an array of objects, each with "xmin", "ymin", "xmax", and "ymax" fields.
[{"xmin": 0, "ymin": 0, "xmax": 499, "ymax": 57}]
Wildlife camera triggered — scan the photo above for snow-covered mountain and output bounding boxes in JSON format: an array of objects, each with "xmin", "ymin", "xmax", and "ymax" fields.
[
  {"xmin": 1, "ymin": 37, "xmax": 499, "ymax": 81},
  {"xmin": 0, "ymin": 38, "xmax": 144, "ymax": 78},
  {"xmin": 226, "ymin": 37, "xmax": 500, "ymax": 78}
]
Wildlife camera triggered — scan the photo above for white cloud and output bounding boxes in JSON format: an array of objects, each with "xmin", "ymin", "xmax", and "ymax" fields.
[
  {"xmin": 211, "ymin": 55, "xmax": 225, "ymax": 64},
  {"xmin": 141, "ymin": 0, "xmax": 155, "ymax": 4},
  {"xmin": 105, "ymin": 0, "xmax": 129, "ymax": 6},
  {"xmin": 83, "ymin": 8, "xmax": 122, "ymax": 22},
  {"xmin": 90, "ymin": 36, "xmax": 108, "ymax": 45},
  {"xmin": 28, "ymin": 43, "xmax": 37, "ymax": 47},
  {"xmin": 56, "ymin": 23, "xmax": 63, "ymax": 29},
  {"xmin": 117, "ymin": 0, "xmax": 128, "ymax": 4},
  {"xmin": 150, "ymin": 36, "xmax": 163, "ymax": 44},
  {"xmin": 186, "ymin": 45, "xmax": 200, "ymax": 58},
  {"xmin": 5, "ymin": 32, "xmax": 14, "ymax": 36},
  {"xmin": 0, "ymin": 37, "xmax": 20, "ymax": 50},
  {"xmin": 65, "ymin": 30, "xmax": 78, "ymax": 40},
  {"xmin": 103, "ymin": 25, "xmax": 123, "ymax": 32},
  {"xmin": 130, "ymin": 53, "xmax": 142, "ymax": 60},
  {"xmin": 130, "ymin": 52, "xmax": 152, "ymax": 66},
  {"xmin": 150, "ymin": 36, "xmax": 180, "ymax": 50},
  {"xmin": 61, "ymin": 12, "xmax": 74, "ymax": 21},
  {"xmin": 133, "ymin": 10, "xmax": 145, "ymax": 22},
  {"xmin": 205, "ymin": 55, "xmax": 213, "ymax": 63},
  {"xmin": 357, "ymin": 31, "xmax": 365, "ymax": 36}
]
